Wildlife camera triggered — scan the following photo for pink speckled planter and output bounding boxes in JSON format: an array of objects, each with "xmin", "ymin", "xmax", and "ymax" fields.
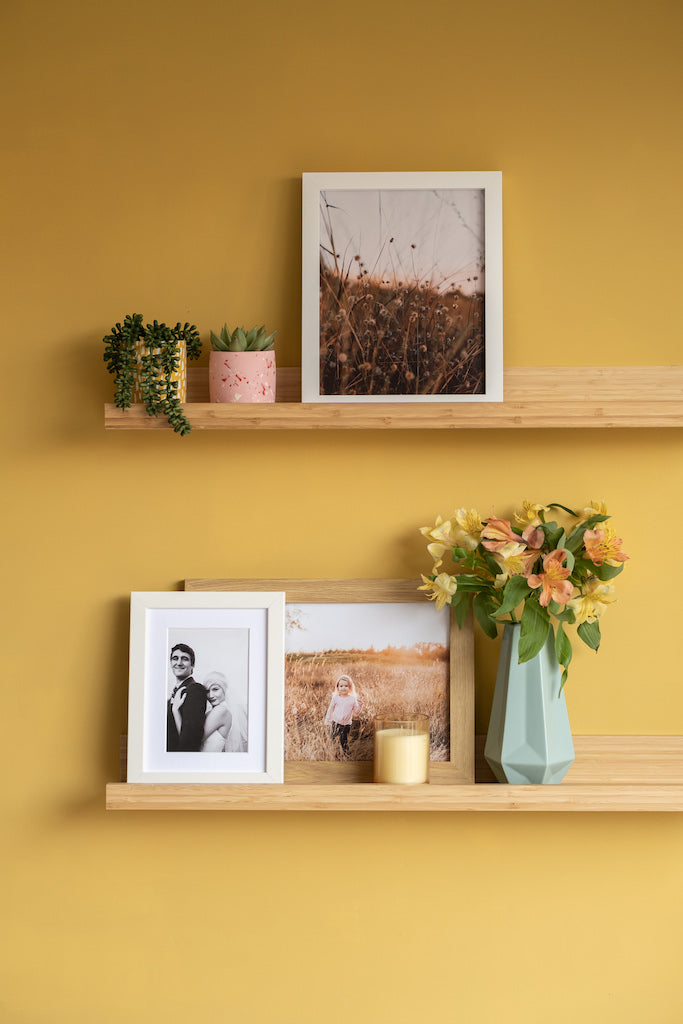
[{"xmin": 209, "ymin": 350, "xmax": 276, "ymax": 403}]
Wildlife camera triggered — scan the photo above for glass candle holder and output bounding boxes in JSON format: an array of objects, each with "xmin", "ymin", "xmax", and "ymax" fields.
[{"xmin": 373, "ymin": 714, "xmax": 430, "ymax": 784}]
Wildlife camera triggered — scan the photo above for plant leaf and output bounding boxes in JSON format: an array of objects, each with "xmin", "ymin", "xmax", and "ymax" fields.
[
  {"xmin": 450, "ymin": 591, "xmax": 470, "ymax": 629},
  {"xmin": 578, "ymin": 619, "xmax": 601, "ymax": 651},
  {"xmin": 493, "ymin": 574, "xmax": 531, "ymax": 618},
  {"xmin": 473, "ymin": 593, "xmax": 499, "ymax": 639},
  {"xmin": 548, "ymin": 503, "xmax": 579, "ymax": 517},
  {"xmin": 518, "ymin": 599, "xmax": 550, "ymax": 662},
  {"xmin": 590, "ymin": 562, "xmax": 624, "ymax": 581},
  {"xmin": 554, "ymin": 621, "xmax": 573, "ymax": 691}
]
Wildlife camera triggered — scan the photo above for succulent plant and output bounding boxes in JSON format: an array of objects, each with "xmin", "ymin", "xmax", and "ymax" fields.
[
  {"xmin": 103, "ymin": 313, "xmax": 201, "ymax": 436},
  {"xmin": 210, "ymin": 324, "xmax": 276, "ymax": 352}
]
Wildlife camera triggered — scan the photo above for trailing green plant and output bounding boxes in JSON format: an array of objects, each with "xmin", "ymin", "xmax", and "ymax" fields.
[
  {"xmin": 210, "ymin": 324, "xmax": 276, "ymax": 352},
  {"xmin": 103, "ymin": 313, "xmax": 201, "ymax": 435}
]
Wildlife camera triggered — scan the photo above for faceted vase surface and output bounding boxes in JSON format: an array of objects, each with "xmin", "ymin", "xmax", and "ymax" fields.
[{"xmin": 484, "ymin": 622, "xmax": 575, "ymax": 784}]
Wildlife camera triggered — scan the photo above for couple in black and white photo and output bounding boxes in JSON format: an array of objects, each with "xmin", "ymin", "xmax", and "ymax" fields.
[{"xmin": 166, "ymin": 642, "xmax": 248, "ymax": 753}]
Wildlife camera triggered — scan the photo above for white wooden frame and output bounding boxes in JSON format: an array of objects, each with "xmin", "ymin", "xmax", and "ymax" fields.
[
  {"xmin": 127, "ymin": 591, "xmax": 285, "ymax": 784},
  {"xmin": 302, "ymin": 171, "xmax": 503, "ymax": 403}
]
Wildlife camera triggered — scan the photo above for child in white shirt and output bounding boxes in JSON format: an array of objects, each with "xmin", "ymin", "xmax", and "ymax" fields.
[{"xmin": 324, "ymin": 675, "xmax": 362, "ymax": 755}]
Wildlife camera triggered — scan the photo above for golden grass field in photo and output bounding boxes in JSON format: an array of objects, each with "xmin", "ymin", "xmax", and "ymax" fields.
[
  {"xmin": 319, "ymin": 268, "xmax": 485, "ymax": 397},
  {"xmin": 285, "ymin": 644, "xmax": 450, "ymax": 762}
]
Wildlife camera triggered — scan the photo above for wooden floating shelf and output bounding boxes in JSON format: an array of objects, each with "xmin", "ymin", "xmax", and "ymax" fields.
[
  {"xmin": 106, "ymin": 736, "xmax": 683, "ymax": 812},
  {"xmin": 104, "ymin": 366, "xmax": 683, "ymax": 430}
]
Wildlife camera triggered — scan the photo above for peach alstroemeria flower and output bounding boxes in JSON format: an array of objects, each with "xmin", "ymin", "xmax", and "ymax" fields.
[
  {"xmin": 527, "ymin": 549, "xmax": 574, "ymax": 607},
  {"xmin": 418, "ymin": 573, "xmax": 457, "ymax": 611},
  {"xmin": 521, "ymin": 524, "xmax": 545, "ymax": 551},
  {"xmin": 568, "ymin": 577, "xmax": 616, "ymax": 624},
  {"xmin": 481, "ymin": 516, "xmax": 523, "ymax": 553},
  {"xmin": 583, "ymin": 527, "xmax": 629, "ymax": 567},
  {"xmin": 514, "ymin": 501, "xmax": 548, "ymax": 529}
]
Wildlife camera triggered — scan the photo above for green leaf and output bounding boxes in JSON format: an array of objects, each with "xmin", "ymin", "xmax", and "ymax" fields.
[
  {"xmin": 480, "ymin": 550, "xmax": 502, "ymax": 577},
  {"xmin": 548, "ymin": 602, "xmax": 576, "ymax": 625},
  {"xmin": 450, "ymin": 592, "xmax": 470, "ymax": 629},
  {"xmin": 233, "ymin": 328, "xmax": 248, "ymax": 351},
  {"xmin": 577, "ymin": 619, "xmax": 601, "ymax": 651},
  {"xmin": 548, "ymin": 503, "xmax": 579, "ymax": 517},
  {"xmin": 493, "ymin": 575, "xmax": 531, "ymax": 618},
  {"xmin": 590, "ymin": 562, "xmax": 624, "ymax": 581},
  {"xmin": 518, "ymin": 599, "xmax": 550, "ymax": 663},
  {"xmin": 554, "ymin": 621, "xmax": 573, "ymax": 691},
  {"xmin": 473, "ymin": 593, "xmax": 499, "ymax": 640},
  {"xmin": 449, "ymin": 574, "xmax": 489, "ymax": 592}
]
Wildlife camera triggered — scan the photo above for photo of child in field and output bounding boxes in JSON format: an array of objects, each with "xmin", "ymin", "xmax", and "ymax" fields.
[
  {"xmin": 286, "ymin": 602, "xmax": 450, "ymax": 762},
  {"xmin": 324, "ymin": 675, "xmax": 362, "ymax": 756},
  {"xmin": 319, "ymin": 187, "xmax": 486, "ymax": 398}
]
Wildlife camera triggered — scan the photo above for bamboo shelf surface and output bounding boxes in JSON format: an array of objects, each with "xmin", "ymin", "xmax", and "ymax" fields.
[
  {"xmin": 106, "ymin": 736, "xmax": 683, "ymax": 811},
  {"xmin": 104, "ymin": 366, "xmax": 683, "ymax": 431}
]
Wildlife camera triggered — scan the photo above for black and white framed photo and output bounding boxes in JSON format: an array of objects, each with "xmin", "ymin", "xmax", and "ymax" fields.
[
  {"xmin": 302, "ymin": 171, "xmax": 503, "ymax": 403},
  {"xmin": 127, "ymin": 591, "xmax": 285, "ymax": 783}
]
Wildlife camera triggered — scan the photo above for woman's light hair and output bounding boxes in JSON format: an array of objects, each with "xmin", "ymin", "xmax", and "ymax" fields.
[{"xmin": 203, "ymin": 671, "xmax": 227, "ymax": 697}]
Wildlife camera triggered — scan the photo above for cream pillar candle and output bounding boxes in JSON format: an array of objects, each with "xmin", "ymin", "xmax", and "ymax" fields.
[{"xmin": 373, "ymin": 714, "xmax": 430, "ymax": 784}]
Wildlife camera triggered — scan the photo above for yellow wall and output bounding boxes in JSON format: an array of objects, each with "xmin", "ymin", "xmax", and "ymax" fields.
[{"xmin": 3, "ymin": 1, "xmax": 682, "ymax": 1020}]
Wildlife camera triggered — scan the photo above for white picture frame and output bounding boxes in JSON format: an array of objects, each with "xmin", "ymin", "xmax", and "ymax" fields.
[
  {"xmin": 302, "ymin": 171, "xmax": 503, "ymax": 403},
  {"xmin": 126, "ymin": 591, "xmax": 285, "ymax": 783}
]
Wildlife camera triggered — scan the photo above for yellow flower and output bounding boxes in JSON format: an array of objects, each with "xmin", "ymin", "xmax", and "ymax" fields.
[
  {"xmin": 514, "ymin": 501, "xmax": 549, "ymax": 528},
  {"xmin": 582, "ymin": 499, "xmax": 609, "ymax": 519},
  {"xmin": 418, "ymin": 573, "xmax": 457, "ymax": 611},
  {"xmin": 583, "ymin": 527, "xmax": 629, "ymax": 567},
  {"xmin": 452, "ymin": 508, "xmax": 482, "ymax": 551},
  {"xmin": 568, "ymin": 577, "xmax": 616, "ymax": 624},
  {"xmin": 419, "ymin": 514, "xmax": 457, "ymax": 568},
  {"xmin": 491, "ymin": 541, "xmax": 530, "ymax": 588},
  {"xmin": 420, "ymin": 509, "xmax": 481, "ymax": 567}
]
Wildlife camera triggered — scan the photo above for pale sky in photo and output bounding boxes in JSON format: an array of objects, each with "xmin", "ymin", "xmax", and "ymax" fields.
[
  {"xmin": 285, "ymin": 603, "xmax": 449, "ymax": 654},
  {"xmin": 320, "ymin": 188, "xmax": 485, "ymax": 294}
]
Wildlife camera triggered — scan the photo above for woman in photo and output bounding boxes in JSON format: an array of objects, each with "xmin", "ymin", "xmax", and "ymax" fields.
[
  {"xmin": 200, "ymin": 672, "xmax": 232, "ymax": 753},
  {"xmin": 324, "ymin": 674, "xmax": 362, "ymax": 756}
]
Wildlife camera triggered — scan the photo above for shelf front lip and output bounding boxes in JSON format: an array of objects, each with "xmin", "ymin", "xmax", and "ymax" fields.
[
  {"xmin": 105, "ymin": 782, "xmax": 683, "ymax": 812},
  {"xmin": 104, "ymin": 401, "xmax": 683, "ymax": 431},
  {"xmin": 104, "ymin": 366, "xmax": 683, "ymax": 429}
]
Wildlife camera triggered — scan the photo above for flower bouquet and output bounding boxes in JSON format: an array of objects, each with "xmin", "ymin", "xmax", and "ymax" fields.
[{"xmin": 419, "ymin": 501, "xmax": 628, "ymax": 688}]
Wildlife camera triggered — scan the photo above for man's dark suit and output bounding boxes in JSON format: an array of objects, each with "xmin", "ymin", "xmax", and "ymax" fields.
[{"xmin": 167, "ymin": 677, "xmax": 207, "ymax": 751}]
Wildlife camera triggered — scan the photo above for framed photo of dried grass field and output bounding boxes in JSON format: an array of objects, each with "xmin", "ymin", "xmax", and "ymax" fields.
[
  {"xmin": 185, "ymin": 579, "xmax": 475, "ymax": 784},
  {"xmin": 301, "ymin": 172, "xmax": 503, "ymax": 403}
]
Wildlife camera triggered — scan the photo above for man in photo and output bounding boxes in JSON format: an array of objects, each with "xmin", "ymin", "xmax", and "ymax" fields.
[{"xmin": 167, "ymin": 643, "xmax": 207, "ymax": 752}]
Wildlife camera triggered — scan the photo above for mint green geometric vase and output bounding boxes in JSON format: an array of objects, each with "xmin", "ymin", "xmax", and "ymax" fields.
[{"xmin": 484, "ymin": 622, "xmax": 575, "ymax": 784}]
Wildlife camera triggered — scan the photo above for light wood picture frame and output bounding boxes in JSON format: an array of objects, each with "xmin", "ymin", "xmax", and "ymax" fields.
[
  {"xmin": 185, "ymin": 579, "xmax": 474, "ymax": 784},
  {"xmin": 127, "ymin": 591, "xmax": 286, "ymax": 784},
  {"xmin": 302, "ymin": 171, "xmax": 503, "ymax": 403}
]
